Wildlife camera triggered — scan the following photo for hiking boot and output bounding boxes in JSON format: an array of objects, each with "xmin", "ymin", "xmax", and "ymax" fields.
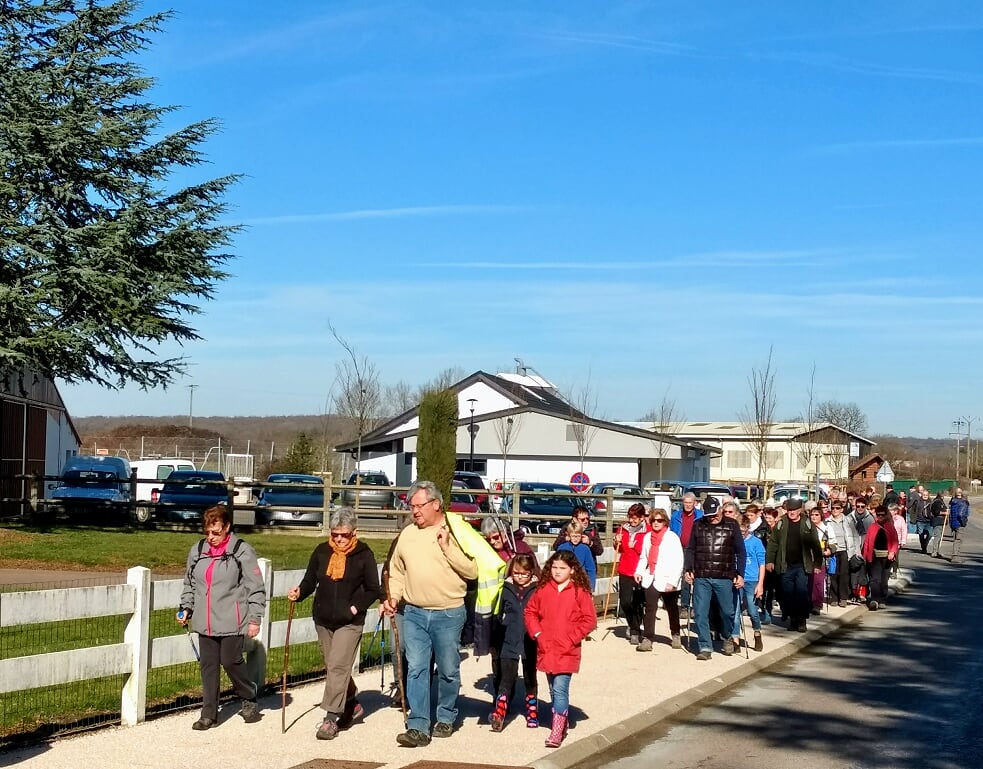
[
  {"xmin": 432, "ymin": 721, "xmax": 454, "ymax": 738},
  {"xmin": 191, "ymin": 717, "xmax": 216, "ymax": 731},
  {"xmin": 396, "ymin": 729, "xmax": 431, "ymax": 747},
  {"xmin": 868, "ymin": 600, "xmax": 879, "ymax": 611},
  {"xmin": 636, "ymin": 638, "xmax": 653, "ymax": 652},
  {"xmin": 696, "ymin": 650, "xmax": 712, "ymax": 661},
  {"xmin": 720, "ymin": 640, "xmax": 733, "ymax": 656},
  {"xmin": 732, "ymin": 638, "xmax": 741, "ymax": 654},
  {"xmin": 239, "ymin": 700, "xmax": 260, "ymax": 723},
  {"xmin": 316, "ymin": 718, "xmax": 339, "ymax": 740},
  {"xmin": 671, "ymin": 634, "xmax": 682, "ymax": 649},
  {"xmin": 753, "ymin": 631, "xmax": 763, "ymax": 652},
  {"xmin": 629, "ymin": 633, "xmax": 640, "ymax": 645},
  {"xmin": 679, "ymin": 606, "xmax": 690, "ymax": 619},
  {"xmin": 796, "ymin": 620, "xmax": 808, "ymax": 632},
  {"xmin": 837, "ymin": 601, "xmax": 847, "ymax": 608}
]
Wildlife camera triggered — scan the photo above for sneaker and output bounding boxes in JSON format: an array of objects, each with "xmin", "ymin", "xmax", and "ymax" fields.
[
  {"xmin": 636, "ymin": 638, "xmax": 653, "ymax": 652},
  {"xmin": 868, "ymin": 600, "xmax": 879, "ymax": 611},
  {"xmin": 239, "ymin": 700, "xmax": 260, "ymax": 723},
  {"xmin": 191, "ymin": 717, "xmax": 216, "ymax": 731},
  {"xmin": 396, "ymin": 729, "xmax": 431, "ymax": 747},
  {"xmin": 432, "ymin": 721, "xmax": 454, "ymax": 738},
  {"xmin": 837, "ymin": 601, "xmax": 847, "ymax": 608},
  {"xmin": 696, "ymin": 650, "xmax": 712, "ymax": 661},
  {"xmin": 671, "ymin": 634, "xmax": 682, "ymax": 649},
  {"xmin": 316, "ymin": 718, "xmax": 339, "ymax": 740},
  {"xmin": 337, "ymin": 701, "xmax": 364, "ymax": 730},
  {"xmin": 629, "ymin": 633, "xmax": 640, "ymax": 645}
]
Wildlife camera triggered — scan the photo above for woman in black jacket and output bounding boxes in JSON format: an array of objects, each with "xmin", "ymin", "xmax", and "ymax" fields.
[{"xmin": 288, "ymin": 507, "xmax": 382, "ymax": 740}]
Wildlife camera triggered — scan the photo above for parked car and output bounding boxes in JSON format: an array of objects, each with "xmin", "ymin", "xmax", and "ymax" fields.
[
  {"xmin": 337, "ymin": 471, "xmax": 395, "ymax": 510},
  {"xmin": 50, "ymin": 455, "xmax": 132, "ymax": 520},
  {"xmin": 490, "ymin": 478, "xmax": 518, "ymax": 512},
  {"xmin": 771, "ymin": 484, "xmax": 829, "ymax": 504},
  {"xmin": 255, "ymin": 474, "xmax": 325, "ymax": 526},
  {"xmin": 156, "ymin": 470, "xmax": 227, "ymax": 525},
  {"xmin": 643, "ymin": 480, "xmax": 736, "ymax": 513},
  {"xmin": 130, "ymin": 458, "xmax": 196, "ymax": 502},
  {"xmin": 586, "ymin": 483, "xmax": 645, "ymax": 523},
  {"xmin": 498, "ymin": 481, "xmax": 590, "ymax": 535},
  {"xmin": 453, "ymin": 471, "xmax": 490, "ymax": 512}
]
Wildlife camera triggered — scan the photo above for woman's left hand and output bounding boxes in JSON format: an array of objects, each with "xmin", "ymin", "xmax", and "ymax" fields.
[{"xmin": 247, "ymin": 621, "xmax": 260, "ymax": 639}]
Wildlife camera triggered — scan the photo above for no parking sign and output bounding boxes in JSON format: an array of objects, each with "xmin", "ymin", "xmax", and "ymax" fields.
[{"xmin": 570, "ymin": 471, "xmax": 591, "ymax": 493}]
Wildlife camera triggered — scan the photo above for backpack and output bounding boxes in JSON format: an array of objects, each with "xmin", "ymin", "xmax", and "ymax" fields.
[{"xmin": 187, "ymin": 537, "xmax": 247, "ymax": 584}]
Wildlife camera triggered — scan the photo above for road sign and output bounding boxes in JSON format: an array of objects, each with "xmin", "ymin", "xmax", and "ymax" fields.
[
  {"xmin": 570, "ymin": 471, "xmax": 591, "ymax": 493},
  {"xmin": 876, "ymin": 461, "xmax": 895, "ymax": 483}
]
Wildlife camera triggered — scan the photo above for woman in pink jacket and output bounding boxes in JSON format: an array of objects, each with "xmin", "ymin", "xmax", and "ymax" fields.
[{"xmin": 524, "ymin": 550, "xmax": 596, "ymax": 749}]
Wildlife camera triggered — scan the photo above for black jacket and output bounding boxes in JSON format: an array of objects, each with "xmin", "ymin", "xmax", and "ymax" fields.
[
  {"xmin": 298, "ymin": 540, "xmax": 383, "ymax": 630},
  {"xmin": 684, "ymin": 517, "xmax": 746, "ymax": 580},
  {"xmin": 495, "ymin": 578, "xmax": 538, "ymax": 661}
]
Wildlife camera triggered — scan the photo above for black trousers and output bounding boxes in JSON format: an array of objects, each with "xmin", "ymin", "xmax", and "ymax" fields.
[
  {"xmin": 618, "ymin": 575, "xmax": 646, "ymax": 633},
  {"xmin": 198, "ymin": 634, "xmax": 256, "ymax": 720},
  {"xmin": 642, "ymin": 587, "xmax": 680, "ymax": 640},
  {"xmin": 828, "ymin": 552, "xmax": 850, "ymax": 603},
  {"xmin": 868, "ymin": 557, "xmax": 890, "ymax": 604},
  {"xmin": 497, "ymin": 652, "xmax": 538, "ymax": 701}
]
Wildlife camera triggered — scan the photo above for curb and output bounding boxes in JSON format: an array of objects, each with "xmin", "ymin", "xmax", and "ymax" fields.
[{"xmin": 530, "ymin": 570, "xmax": 914, "ymax": 769}]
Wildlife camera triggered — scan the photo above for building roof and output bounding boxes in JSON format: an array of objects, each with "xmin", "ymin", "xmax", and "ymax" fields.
[
  {"xmin": 1, "ymin": 367, "xmax": 82, "ymax": 444},
  {"xmin": 849, "ymin": 452, "xmax": 885, "ymax": 475},
  {"xmin": 624, "ymin": 420, "xmax": 874, "ymax": 445}
]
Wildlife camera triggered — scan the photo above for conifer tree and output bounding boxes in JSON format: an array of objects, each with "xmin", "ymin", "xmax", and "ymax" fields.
[{"xmin": 416, "ymin": 388, "xmax": 458, "ymax": 505}]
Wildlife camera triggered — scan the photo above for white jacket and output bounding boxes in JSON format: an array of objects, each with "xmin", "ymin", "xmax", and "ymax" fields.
[{"xmin": 634, "ymin": 529, "xmax": 684, "ymax": 591}]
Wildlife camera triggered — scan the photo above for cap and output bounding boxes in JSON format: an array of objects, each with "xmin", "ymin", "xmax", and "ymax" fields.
[
  {"xmin": 784, "ymin": 497, "xmax": 803, "ymax": 511},
  {"xmin": 702, "ymin": 496, "xmax": 720, "ymax": 515}
]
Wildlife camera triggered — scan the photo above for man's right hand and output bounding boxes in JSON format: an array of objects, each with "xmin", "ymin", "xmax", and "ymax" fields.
[
  {"xmin": 381, "ymin": 598, "xmax": 397, "ymax": 616},
  {"xmin": 765, "ymin": 563, "xmax": 775, "ymax": 572}
]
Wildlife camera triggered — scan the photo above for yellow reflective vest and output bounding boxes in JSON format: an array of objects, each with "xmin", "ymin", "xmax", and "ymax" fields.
[{"xmin": 445, "ymin": 512, "xmax": 506, "ymax": 615}]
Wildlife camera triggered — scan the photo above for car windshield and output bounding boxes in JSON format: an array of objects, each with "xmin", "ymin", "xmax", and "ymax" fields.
[
  {"xmin": 62, "ymin": 470, "xmax": 120, "ymax": 487},
  {"xmin": 265, "ymin": 486, "xmax": 321, "ymax": 497},
  {"xmin": 162, "ymin": 478, "xmax": 225, "ymax": 494},
  {"xmin": 351, "ymin": 474, "xmax": 387, "ymax": 486}
]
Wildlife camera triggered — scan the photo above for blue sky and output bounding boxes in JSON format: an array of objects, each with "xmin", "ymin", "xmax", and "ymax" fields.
[{"xmin": 61, "ymin": 1, "xmax": 983, "ymax": 438}]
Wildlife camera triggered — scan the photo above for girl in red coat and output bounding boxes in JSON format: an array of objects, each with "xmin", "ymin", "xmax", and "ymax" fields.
[{"xmin": 524, "ymin": 549, "xmax": 597, "ymax": 748}]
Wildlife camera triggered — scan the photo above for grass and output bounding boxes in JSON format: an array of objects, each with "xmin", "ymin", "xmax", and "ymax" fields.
[{"xmin": 0, "ymin": 524, "xmax": 393, "ymax": 574}]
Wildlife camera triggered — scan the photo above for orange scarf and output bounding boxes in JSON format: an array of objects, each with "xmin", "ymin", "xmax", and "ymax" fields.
[{"xmin": 326, "ymin": 535, "xmax": 358, "ymax": 580}]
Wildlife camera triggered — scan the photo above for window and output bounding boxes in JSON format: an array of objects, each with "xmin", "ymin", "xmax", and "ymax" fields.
[
  {"xmin": 766, "ymin": 451, "xmax": 784, "ymax": 470},
  {"xmin": 727, "ymin": 450, "xmax": 751, "ymax": 469},
  {"xmin": 709, "ymin": 455, "xmax": 721, "ymax": 469}
]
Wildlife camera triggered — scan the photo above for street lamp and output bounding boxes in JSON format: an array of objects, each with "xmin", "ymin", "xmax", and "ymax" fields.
[{"xmin": 467, "ymin": 398, "xmax": 477, "ymax": 472}]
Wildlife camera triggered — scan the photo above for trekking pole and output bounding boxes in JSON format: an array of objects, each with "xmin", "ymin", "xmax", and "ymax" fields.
[
  {"xmin": 281, "ymin": 600, "xmax": 295, "ymax": 734},
  {"xmin": 379, "ymin": 615, "xmax": 386, "ymax": 689},
  {"xmin": 177, "ymin": 611, "xmax": 199, "ymax": 661},
  {"xmin": 738, "ymin": 591, "xmax": 749, "ymax": 660},
  {"xmin": 390, "ymin": 612, "xmax": 408, "ymax": 720}
]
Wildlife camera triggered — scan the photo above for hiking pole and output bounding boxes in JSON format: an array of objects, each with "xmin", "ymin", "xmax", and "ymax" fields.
[
  {"xmin": 380, "ymin": 614, "xmax": 386, "ymax": 689},
  {"xmin": 737, "ymin": 590, "xmax": 749, "ymax": 660},
  {"xmin": 389, "ymin": 608, "xmax": 408, "ymax": 720},
  {"xmin": 177, "ymin": 611, "xmax": 200, "ymax": 661},
  {"xmin": 281, "ymin": 600, "xmax": 295, "ymax": 734}
]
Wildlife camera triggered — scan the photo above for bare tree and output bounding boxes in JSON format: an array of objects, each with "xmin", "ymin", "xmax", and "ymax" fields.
[
  {"xmin": 738, "ymin": 346, "xmax": 778, "ymax": 485},
  {"xmin": 642, "ymin": 388, "xmax": 684, "ymax": 483},
  {"xmin": 418, "ymin": 366, "xmax": 467, "ymax": 397},
  {"xmin": 382, "ymin": 380, "xmax": 417, "ymax": 418},
  {"xmin": 792, "ymin": 365, "xmax": 820, "ymax": 477},
  {"xmin": 566, "ymin": 374, "xmax": 599, "ymax": 472},
  {"xmin": 814, "ymin": 400, "xmax": 869, "ymax": 436},
  {"xmin": 492, "ymin": 413, "xmax": 523, "ymax": 482},
  {"xmin": 329, "ymin": 322, "xmax": 382, "ymax": 477}
]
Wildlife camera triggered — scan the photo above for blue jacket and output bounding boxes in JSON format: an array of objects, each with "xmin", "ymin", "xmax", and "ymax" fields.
[
  {"xmin": 950, "ymin": 496, "xmax": 970, "ymax": 529},
  {"xmin": 742, "ymin": 535, "xmax": 766, "ymax": 583},
  {"xmin": 557, "ymin": 541, "xmax": 597, "ymax": 589},
  {"xmin": 670, "ymin": 508, "xmax": 704, "ymax": 543}
]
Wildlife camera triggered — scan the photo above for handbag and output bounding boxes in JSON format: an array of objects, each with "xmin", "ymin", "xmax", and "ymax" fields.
[
  {"xmin": 848, "ymin": 554, "xmax": 865, "ymax": 572},
  {"xmin": 827, "ymin": 554, "xmax": 838, "ymax": 575}
]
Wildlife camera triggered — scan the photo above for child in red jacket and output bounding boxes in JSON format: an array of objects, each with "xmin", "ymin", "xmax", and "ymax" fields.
[{"xmin": 524, "ymin": 549, "xmax": 597, "ymax": 748}]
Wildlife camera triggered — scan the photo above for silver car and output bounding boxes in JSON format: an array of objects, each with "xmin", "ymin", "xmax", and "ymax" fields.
[
  {"xmin": 586, "ymin": 483, "xmax": 646, "ymax": 523},
  {"xmin": 337, "ymin": 471, "xmax": 395, "ymax": 510}
]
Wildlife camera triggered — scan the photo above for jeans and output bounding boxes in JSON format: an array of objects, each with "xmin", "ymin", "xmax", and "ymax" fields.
[
  {"xmin": 915, "ymin": 521, "xmax": 932, "ymax": 551},
  {"xmin": 780, "ymin": 565, "xmax": 810, "ymax": 623},
  {"xmin": 547, "ymin": 672, "xmax": 571, "ymax": 715},
  {"xmin": 734, "ymin": 581, "xmax": 762, "ymax": 633},
  {"xmin": 693, "ymin": 577, "xmax": 735, "ymax": 652},
  {"xmin": 402, "ymin": 603, "xmax": 466, "ymax": 733}
]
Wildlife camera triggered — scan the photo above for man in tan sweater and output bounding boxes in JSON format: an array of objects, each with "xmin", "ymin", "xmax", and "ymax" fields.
[{"xmin": 382, "ymin": 480, "xmax": 477, "ymax": 748}]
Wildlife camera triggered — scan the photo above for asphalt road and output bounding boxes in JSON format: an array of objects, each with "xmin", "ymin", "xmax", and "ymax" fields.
[{"xmin": 571, "ymin": 522, "xmax": 983, "ymax": 769}]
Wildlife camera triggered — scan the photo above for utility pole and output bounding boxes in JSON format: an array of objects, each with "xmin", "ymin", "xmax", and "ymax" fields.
[
  {"xmin": 951, "ymin": 419, "xmax": 965, "ymax": 482},
  {"xmin": 467, "ymin": 398, "xmax": 478, "ymax": 472},
  {"xmin": 186, "ymin": 384, "xmax": 199, "ymax": 430},
  {"xmin": 959, "ymin": 416, "xmax": 976, "ymax": 483}
]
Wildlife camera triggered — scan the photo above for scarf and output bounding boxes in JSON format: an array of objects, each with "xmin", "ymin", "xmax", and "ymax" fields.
[
  {"xmin": 621, "ymin": 520, "xmax": 646, "ymax": 549},
  {"xmin": 646, "ymin": 526, "xmax": 668, "ymax": 572},
  {"xmin": 326, "ymin": 535, "xmax": 358, "ymax": 580}
]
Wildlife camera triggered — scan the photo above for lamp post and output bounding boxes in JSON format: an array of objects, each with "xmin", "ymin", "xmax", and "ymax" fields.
[{"xmin": 467, "ymin": 398, "xmax": 477, "ymax": 472}]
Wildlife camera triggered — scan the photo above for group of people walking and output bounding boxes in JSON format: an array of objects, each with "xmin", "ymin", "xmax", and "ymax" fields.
[{"xmin": 174, "ymin": 480, "xmax": 969, "ymax": 751}]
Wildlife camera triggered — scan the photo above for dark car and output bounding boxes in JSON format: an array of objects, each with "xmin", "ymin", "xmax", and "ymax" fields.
[
  {"xmin": 156, "ymin": 470, "xmax": 227, "ymax": 524},
  {"xmin": 498, "ymin": 481, "xmax": 589, "ymax": 535},
  {"xmin": 453, "ymin": 471, "xmax": 490, "ymax": 512},
  {"xmin": 255, "ymin": 474, "xmax": 325, "ymax": 526}
]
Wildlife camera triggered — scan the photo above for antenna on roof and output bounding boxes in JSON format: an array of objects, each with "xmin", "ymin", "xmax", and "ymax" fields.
[{"xmin": 514, "ymin": 357, "xmax": 527, "ymax": 376}]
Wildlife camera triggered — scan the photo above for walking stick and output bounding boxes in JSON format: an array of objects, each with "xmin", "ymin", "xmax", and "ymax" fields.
[
  {"xmin": 389, "ymin": 607, "xmax": 408, "ymax": 720},
  {"xmin": 933, "ymin": 511, "xmax": 950, "ymax": 557},
  {"xmin": 281, "ymin": 600, "xmax": 295, "ymax": 734},
  {"xmin": 379, "ymin": 615, "xmax": 386, "ymax": 689}
]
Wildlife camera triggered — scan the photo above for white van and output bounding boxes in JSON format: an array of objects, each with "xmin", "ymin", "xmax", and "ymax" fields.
[{"xmin": 130, "ymin": 458, "xmax": 196, "ymax": 502}]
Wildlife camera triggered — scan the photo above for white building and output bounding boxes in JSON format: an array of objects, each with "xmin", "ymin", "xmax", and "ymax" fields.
[
  {"xmin": 337, "ymin": 371, "xmax": 718, "ymax": 488},
  {"xmin": 626, "ymin": 420, "xmax": 875, "ymax": 486}
]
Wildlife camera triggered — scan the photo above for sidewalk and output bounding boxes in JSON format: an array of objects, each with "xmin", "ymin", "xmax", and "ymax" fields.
[{"xmin": 1, "ymin": 569, "xmax": 914, "ymax": 769}]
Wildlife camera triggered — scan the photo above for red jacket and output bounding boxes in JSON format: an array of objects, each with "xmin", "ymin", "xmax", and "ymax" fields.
[
  {"xmin": 862, "ymin": 520, "xmax": 900, "ymax": 562},
  {"xmin": 524, "ymin": 581, "xmax": 597, "ymax": 674},
  {"xmin": 616, "ymin": 523, "xmax": 650, "ymax": 577}
]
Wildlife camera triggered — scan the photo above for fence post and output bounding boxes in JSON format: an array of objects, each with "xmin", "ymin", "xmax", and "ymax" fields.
[
  {"xmin": 28, "ymin": 474, "xmax": 40, "ymax": 520},
  {"xmin": 246, "ymin": 557, "xmax": 273, "ymax": 694},
  {"xmin": 121, "ymin": 566, "xmax": 151, "ymax": 726}
]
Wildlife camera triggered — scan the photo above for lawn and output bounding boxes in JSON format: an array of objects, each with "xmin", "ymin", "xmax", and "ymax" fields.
[{"xmin": 0, "ymin": 525, "xmax": 393, "ymax": 574}]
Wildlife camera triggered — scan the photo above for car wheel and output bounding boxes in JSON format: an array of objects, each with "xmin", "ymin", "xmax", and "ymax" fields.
[{"xmin": 133, "ymin": 505, "xmax": 153, "ymax": 525}]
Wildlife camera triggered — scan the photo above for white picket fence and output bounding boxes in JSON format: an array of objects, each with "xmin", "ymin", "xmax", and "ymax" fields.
[{"xmin": 0, "ymin": 545, "xmax": 616, "ymax": 728}]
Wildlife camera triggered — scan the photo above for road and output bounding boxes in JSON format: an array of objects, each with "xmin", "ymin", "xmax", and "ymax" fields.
[{"xmin": 572, "ymin": 523, "xmax": 982, "ymax": 769}]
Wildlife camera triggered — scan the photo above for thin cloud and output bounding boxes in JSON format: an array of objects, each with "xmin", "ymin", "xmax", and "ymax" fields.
[
  {"xmin": 751, "ymin": 51, "xmax": 983, "ymax": 87},
  {"xmin": 532, "ymin": 31, "xmax": 700, "ymax": 56},
  {"xmin": 815, "ymin": 136, "xmax": 983, "ymax": 155},
  {"xmin": 242, "ymin": 204, "xmax": 528, "ymax": 226}
]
